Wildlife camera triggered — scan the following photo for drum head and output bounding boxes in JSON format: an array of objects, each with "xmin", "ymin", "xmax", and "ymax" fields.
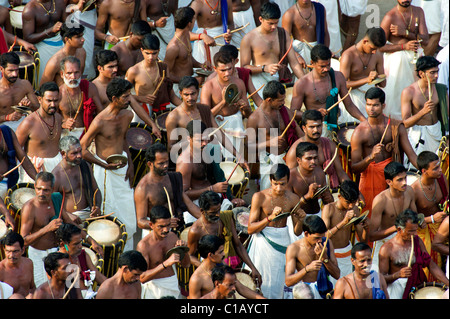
[
  {"xmin": 87, "ymin": 219, "xmax": 121, "ymax": 246},
  {"xmin": 126, "ymin": 126, "xmax": 154, "ymax": 150},
  {"xmin": 180, "ymin": 226, "xmax": 191, "ymax": 242},
  {"xmin": 72, "ymin": 209, "xmax": 91, "ymax": 222},
  {"xmin": 0, "ymin": 219, "xmax": 7, "ymax": 239},
  {"xmin": 15, "ymin": 51, "xmax": 34, "ymax": 67},
  {"xmin": 106, "ymin": 154, "xmax": 128, "ymax": 165},
  {"xmin": 335, "ymin": 123, "xmax": 358, "ymax": 149},
  {"xmin": 235, "ymin": 270, "xmax": 256, "ymax": 299},
  {"xmin": 232, "ymin": 207, "xmax": 249, "ymax": 234},
  {"xmin": 11, "ymin": 105, "xmax": 32, "ymax": 115},
  {"xmin": 164, "ymin": 245, "xmax": 189, "ymax": 261},
  {"xmin": 83, "ymin": 247, "xmax": 98, "ymax": 266},
  {"xmin": 219, "ymin": 162, "xmax": 245, "ymax": 185},
  {"xmin": 414, "ymin": 286, "xmax": 446, "ymax": 299},
  {"xmin": 156, "ymin": 111, "xmax": 170, "ymax": 131},
  {"xmin": 224, "ymin": 83, "xmax": 239, "ymax": 105},
  {"xmin": 10, "ymin": 186, "xmax": 35, "ymax": 211}
]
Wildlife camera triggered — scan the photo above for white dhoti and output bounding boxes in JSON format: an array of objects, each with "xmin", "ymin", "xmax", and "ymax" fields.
[
  {"xmin": 251, "ymin": 72, "xmax": 279, "ymax": 104},
  {"xmin": 292, "ymin": 40, "xmax": 317, "ymax": 69},
  {"xmin": 371, "ymin": 232, "xmax": 396, "ymax": 274},
  {"xmin": 338, "ymin": 83, "xmax": 372, "ymax": 124},
  {"xmin": 141, "ymin": 272, "xmax": 181, "ymax": 299},
  {"xmin": 338, "ymin": 0, "xmax": 368, "ymax": 17},
  {"xmin": 153, "ymin": 14, "xmax": 175, "ymax": 61},
  {"xmin": 383, "ymin": 47, "xmax": 423, "ymax": 120},
  {"xmin": 35, "ymin": 34, "xmax": 64, "ymax": 86},
  {"xmin": 269, "ymin": 0, "xmax": 295, "ymax": 26},
  {"xmin": 0, "ymin": 281, "xmax": 14, "ymax": 299},
  {"xmin": 27, "ymin": 246, "xmax": 58, "ymax": 288},
  {"xmin": 2, "ymin": 116, "xmax": 25, "ymax": 132},
  {"xmin": 231, "ymin": 6, "xmax": 257, "ymax": 51},
  {"xmin": 192, "ymin": 25, "xmax": 225, "ymax": 66},
  {"xmin": 245, "ymin": 226, "xmax": 291, "ymax": 299},
  {"xmin": 437, "ymin": 44, "xmax": 449, "ymax": 93},
  {"xmin": 79, "ymin": 9, "xmax": 97, "ymax": 80},
  {"xmin": 330, "ymin": 242, "xmax": 353, "ymax": 287},
  {"xmin": 387, "ymin": 277, "xmax": 408, "ymax": 299},
  {"xmin": 92, "ymin": 152, "xmax": 136, "ymax": 251},
  {"xmin": 18, "ymin": 153, "xmax": 63, "ymax": 184},
  {"xmin": 215, "ymin": 111, "xmax": 245, "ymax": 160},
  {"xmin": 61, "ymin": 127, "xmax": 84, "ymax": 140},
  {"xmin": 412, "ymin": 0, "xmax": 442, "ymax": 35},
  {"xmin": 406, "ymin": 121, "xmax": 442, "ymax": 169},
  {"xmin": 259, "ymin": 152, "xmax": 286, "ymax": 191}
]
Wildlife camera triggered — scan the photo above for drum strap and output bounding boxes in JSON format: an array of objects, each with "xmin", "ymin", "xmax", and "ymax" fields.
[
  {"xmin": 0, "ymin": 125, "xmax": 19, "ymax": 188},
  {"xmin": 80, "ymin": 159, "xmax": 95, "ymax": 208}
]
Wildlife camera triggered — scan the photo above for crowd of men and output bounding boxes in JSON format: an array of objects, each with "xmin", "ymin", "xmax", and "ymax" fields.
[{"xmin": 0, "ymin": 0, "xmax": 448, "ymax": 300}]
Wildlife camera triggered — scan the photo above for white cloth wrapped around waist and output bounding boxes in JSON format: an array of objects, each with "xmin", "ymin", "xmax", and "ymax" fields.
[
  {"xmin": 35, "ymin": 34, "xmax": 64, "ymax": 85},
  {"xmin": 387, "ymin": 277, "xmax": 408, "ymax": 299},
  {"xmin": 292, "ymin": 39, "xmax": 317, "ymax": 67},
  {"xmin": 338, "ymin": 82, "xmax": 373, "ymax": 123},
  {"xmin": 406, "ymin": 121, "xmax": 442, "ymax": 169},
  {"xmin": 330, "ymin": 242, "xmax": 353, "ymax": 287},
  {"xmin": 27, "ymin": 246, "xmax": 58, "ymax": 288},
  {"xmin": 339, "ymin": 0, "xmax": 368, "ymax": 17},
  {"xmin": 153, "ymin": 14, "xmax": 175, "ymax": 60},
  {"xmin": 231, "ymin": 6, "xmax": 257, "ymax": 50},
  {"xmin": 141, "ymin": 270, "xmax": 181, "ymax": 299},
  {"xmin": 0, "ymin": 282, "xmax": 14, "ymax": 300},
  {"xmin": 19, "ymin": 153, "xmax": 63, "ymax": 184},
  {"xmin": 192, "ymin": 25, "xmax": 224, "ymax": 66}
]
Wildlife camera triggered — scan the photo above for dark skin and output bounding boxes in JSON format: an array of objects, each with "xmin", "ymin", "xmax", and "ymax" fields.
[{"xmin": 96, "ymin": 265, "xmax": 143, "ymax": 299}]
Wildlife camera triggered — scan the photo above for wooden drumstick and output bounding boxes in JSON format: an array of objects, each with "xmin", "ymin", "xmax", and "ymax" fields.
[
  {"xmin": 278, "ymin": 38, "xmax": 294, "ymax": 65},
  {"xmin": 118, "ymin": 35, "xmax": 131, "ymax": 41},
  {"xmin": 280, "ymin": 110, "xmax": 297, "ymax": 138},
  {"xmin": 318, "ymin": 233, "xmax": 329, "ymax": 261},
  {"xmin": 379, "ymin": 116, "xmax": 391, "ymax": 145},
  {"xmin": 207, "ymin": 120, "xmax": 229, "ymax": 138},
  {"xmin": 163, "ymin": 187, "xmax": 174, "ymax": 218},
  {"xmin": 2, "ymin": 157, "xmax": 25, "ymax": 177},
  {"xmin": 323, "ymin": 147, "xmax": 339, "ymax": 173},
  {"xmin": 85, "ymin": 212, "xmax": 115, "ymax": 222},
  {"xmin": 62, "ymin": 269, "xmax": 80, "ymax": 299},
  {"xmin": 92, "ymin": 188, "xmax": 99, "ymax": 207},
  {"xmin": 152, "ymin": 70, "xmax": 166, "ymax": 96},
  {"xmin": 72, "ymin": 92, "xmax": 84, "ymax": 122},
  {"xmin": 247, "ymin": 84, "xmax": 265, "ymax": 100},
  {"xmin": 213, "ymin": 23, "xmax": 250, "ymax": 39},
  {"xmin": 408, "ymin": 235, "xmax": 414, "ymax": 268},
  {"xmin": 326, "ymin": 87, "xmax": 352, "ymax": 113}
]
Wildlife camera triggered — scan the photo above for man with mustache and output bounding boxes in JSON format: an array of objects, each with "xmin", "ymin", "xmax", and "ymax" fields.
[
  {"xmin": 137, "ymin": 205, "xmax": 190, "ymax": 299},
  {"xmin": 58, "ymin": 56, "xmax": 104, "ymax": 140},
  {"xmin": 333, "ymin": 242, "xmax": 389, "ymax": 299},
  {"xmin": 80, "ymin": 77, "xmax": 137, "ymax": 251},
  {"xmin": 40, "ymin": 23, "xmax": 87, "ymax": 87},
  {"xmin": 15, "ymin": 82, "xmax": 64, "ymax": 184},
  {"xmin": 0, "ymin": 232, "xmax": 35, "ymax": 298},
  {"xmin": 186, "ymin": 191, "xmax": 261, "ymax": 282},
  {"xmin": 52, "ymin": 136, "xmax": 102, "ymax": 220},
  {"xmin": 96, "ymin": 250, "xmax": 148, "ymax": 299},
  {"xmin": 379, "ymin": 0, "xmax": 429, "ymax": 120},
  {"xmin": 200, "ymin": 264, "xmax": 238, "ymax": 299},
  {"xmin": 368, "ymin": 161, "xmax": 417, "ymax": 273},
  {"xmin": 291, "ymin": 44, "xmax": 365, "ymax": 137},
  {"xmin": 0, "ymin": 52, "xmax": 40, "ymax": 131},
  {"xmin": 134, "ymin": 142, "xmax": 201, "ymax": 238}
]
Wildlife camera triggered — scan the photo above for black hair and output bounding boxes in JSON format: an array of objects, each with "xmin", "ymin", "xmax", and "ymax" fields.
[
  {"xmin": 365, "ymin": 86, "xmax": 385, "ymax": 104},
  {"xmin": 416, "ymin": 56, "xmax": 441, "ymax": 77},
  {"xmin": 95, "ymin": 50, "xmax": 118, "ymax": 68},
  {"xmin": 384, "ymin": 161, "xmax": 407, "ymax": 181},
  {"xmin": 60, "ymin": 22, "xmax": 85, "ymax": 43},
  {"xmin": 36, "ymin": 171, "xmax": 55, "ymax": 187},
  {"xmin": 145, "ymin": 142, "xmax": 168, "ymax": 163},
  {"xmin": 198, "ymin": 191, "xmax": 222, "ymax": 211},
  {"xmin": 260, "ymin": 2, "xmax": 281, "ymax": 20},
  {"xmin": 365, "ymin": 27, "xmax": 386, "ymax": 48},
  {"xmin": 338, "ymin": 180, "xmax": 359, "ymax": 202},
  {"xmin": 44, "ymin": 252, "xmax": 69, "ymax": 277},
  {"xmin": 3, "ymin": 232, "xmax": 24, "ymax": 248},
  {"xmin": 302, "ymin": 215, "xmax": 327, "ymax": 235},
  {"xmin": 269, "ymin": 163, "xmax": 290, "ymax": 181},
  {"xmin": 198, "ymin": 235, "xmax": 225, "ymax": 259},
  {"xmin": 149, "ymin": 205, "xmax": 172, "ymax": 223},
  {"xmin": 0, "ymin": 52, "xmax": 20, "ymax": 68},
  {"xmin": 295, "ymin": 142, "xmax": 318, "ymax": 159},
  {"xmin": 262, "ymin": 80, "xmax": 285, "ymax": 100},
  {"xmin": 131, "ymin": 20, "xmax": 152, "ymax": 36},
  {"xmin": 213, "ymin": 50, "xmax": 233, "ymax": 67},
  {"xmin": 179, "ymin": 76, "xmax": 199, "ymax": 92},
  {"xmin": 118, "ymin": 250, "xmax": 148, "ymax": 272},
  {"xmin": 218, "ymin": 44, "xmax": 239, "ymax": 60},
  {"xmin": 38, "ymin": 81, "xmax": 59, "ymax": 97},
  {"xmin": 174, "ymin": 7, "xmax": 195, "ymax": 29},
  {"xmin": 106, "ymin": 78, "xmax": 133, "ymax": 101},
  {"xmin": 301, "ymin": 109, "xmax": 323, "ymax": 127},
  {"xmin": 55, "ymin": 223, "xmax": 82, "ymax": 244},
  {"xmin": 211, "ymin": 264, "xmax": 235, "ymax": 284},
  {"xmin": 141, "ymin": 33, "xmax": 160, "ymax": 50},
  {"xmin": 351, "ymin": 242, "xmax": 372, "ymax": 259},
  {"xmin": 311, "ymin": 44, "xmax": 332, "ymax": 63},
  {"xmin": 395, "ymin": 209, "xmax": 419, "ymax": 228},
  {"xmin": 417, "ymin": 150, "xmax": 440, "ymax": 173}
]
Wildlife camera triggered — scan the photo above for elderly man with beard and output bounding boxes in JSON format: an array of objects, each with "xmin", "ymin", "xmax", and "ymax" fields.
[
  {"xmin": 58, "ymin": 56, "xmax": 104, "ymax": 140},
  {"xmin": 52, "ymin": 136, "xmax": 102, "ymax": 220},
  {"xmin": 80, "ymin": 78, "xmax": 137, "ymax": 251},
  {"xmin": 15, "ymin": 82, "xmax": 63, "ymax": 184},
  {"xmin": 137, "ymin": 205, "xmax": 190, "ymax": 299},
  {"xmin": 333, "ymin": 242, "xmax": 389, "ymax": 299},
  {"xmin": 0, "ymin": 52, "xmax": 40, "ymax": 131}
]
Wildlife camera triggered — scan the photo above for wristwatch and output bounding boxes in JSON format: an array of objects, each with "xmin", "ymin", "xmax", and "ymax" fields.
[
  {"xmin": 323, "ymin": 259, "xmax": 329, "ymax": 264},
  {"xmin": 261, "ymin": 65, "xmax": 266, "ymax": 73}
]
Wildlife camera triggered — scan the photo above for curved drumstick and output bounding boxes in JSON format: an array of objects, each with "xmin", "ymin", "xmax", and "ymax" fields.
[
  {"xmin": 247, "ymin": 84, "xmax": 265, "ymax": 100},
  {"xmin": 85, "ymin": 212, "xmax": 115, "ymax": 222},
  {"xmin": 278, "ymin": 38, "xmax": 294, "ymax": 65},
  {"xmin": 72, "ymin": 92, "xmax": 84, "ymax": 122},
  {"xmin": 408, "ymin": 235, "xmax": 414, "ymax": 268},
  {"xmin": 323, "ymin": 147, "xmax": 339, "ymax": 173},
  {"xmin": 213, "ymin": 23, "xmax": 250, "ymax": 39},
  {"xmin": 318, "ymin": 233, "xmax": 330, "ymax": 261},
  {"xmin": 326, "ymin": 87, "xmax": 352, "ymax": 113},
  {"xmin": 62, "ymin": 268, "xmax": 80, "ymax": 299},
  {"xmin": 208, "ymin": 120, "xmax": 229, "ymax": 138},
  {"xmin": 2, "ymin": 157, "xmax": 25, "ymax": 177},
  {"xmin": 163, "ymin": 187, "xmax": 174, "ymax": 218},
  {"xmin": 280, "ymin": 110, "xmax": 297, "ymax": 138},
  {"xmin": 152, "ymin": 70, "xmax": 166, "ymax": 96},
  {"xmin": 379, "ymin": 116, "xmax": 391, "ymax": 145}
]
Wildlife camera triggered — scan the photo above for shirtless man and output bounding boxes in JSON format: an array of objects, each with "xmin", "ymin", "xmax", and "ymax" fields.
[
  {"xmin": 287, "ymin": 142, "xmax": 334, "ymax": 217},
  {"xmin": 21, "ymin": 0, "xmax": 67, "ymax": 84},
  {"xmin": 188, "ymin": 234, "xmax": 265, "ymax": 299},
  {"xmin": 95, "ymin": 0, "xmax": 146, "ymax": 49},
  {"xmin": 15, "ymin": 82, "xmax": 63, "ymax": 184},
  {"xmin": 32, "ymin": 252, "xmax": 81, "ymax": 299},
  {"xmin": 176, "ymin": 120, "xmax": 245, "ymax": 224},
  {"xmin": 0, "ymin": 52, "xmax": 40, "ymax": 131},
  {"xmin": 164, "ymin": 7, "xmax": 206, "ymax": 89},
  {"xmin": 401, "ymin": 56, "xmax": 448, "ymax": 170},
  {"xmin": 351, "ymin": 87, "xmax": 418, "ymax": 219},
  {"xmin": 40, "ymin": 23, "xmax": 86, "ymax": 87},
  {"xmin": 282, "ymin": 0, "xmax": 330, "ymax": 69},
  {"xmin": 125, "ymin": 34, "xmax": 182, "ymax": 115},
  {"xmin": 190, "ymin": 0, "xmax": 234, "ymax": 66},
  {"xmin": 410, "ymin": 151, "xmax": 448, "ymax": 279},
  {"xmin": 0, "ymin": 232, "xmax": 35, "ymax": 298},
  {"xmin": 19, "ymin": 172, "xmax": 81, "ymax": 288},
  {"xmin": 339, "ymin": 27, "xmax": 387, "ymax": 122},
  {"xmin": 111, "ymin": 20, "xmax": 151, "ymax": 77},
  {"xmin": 333, "ymin": 242, "xmax": 389, "ymax": 299},
  {"xmin": 369, "ymin": 161, "xmax": 418, "ymax": 271},
  {"xmin": 291, "ymin": 44, "xmax": 365, "ymax": 131},
  {"xmin": 200, "ymin": 51, "xmax": 252, "ymax": 159},
  {"xmin": 322, "ymin": 180, "xmax": 368, "ymax": 280},
  {"xmin": 134, "ymin": 142, "xmax": 200, "ymax": 237},
  {"xmin": 246, "ymin": 80, "xmax": 302, "ymax": 190},
  {"xmin": 379, "ymin": 0, "xmax": 429, "ymax": 120},
  {"xmin": 240, "ymin": 2, "xmax": 304, "ymax": 99},
  {"xmin": 52, "ymin": 136, "xmax": 102, "ymax": 219},
  {"xmin": 378, "ymin": 209, "xmax": 448, "ymax": 299},
  {"xmin": 96, "ymin": 250, "xmax": 147, "ymax": 299},
  {"xmin": 186, "ymin": 191, "xmax": 261, "ymax": 282},
  {"xmin": 285, "ymin": 109, "xmax": 349, "ymax": 190},
  {"xmin": 285, "ymin": 215, "xmax": 340, "ymax": 299},
  {"xmin": 137, "ymin": 205, "xmax": 190, "ymax": 299},
  {"xmin": 58, "ymin": 56, "xmax": 104, "ymax": 140},
  {"xmin": 246, "ymin": 163, "xmax": 304, "ymax": 299},
  {"xmin": 200, "ymin": 264, "xmax": 237, "ymax": 299},
  {"xmin": 92, "ymin": 50, "xmax": 162, "ymax": 138},
  {"xmin": 230, "ymin": 0, "xmax": 260, "ymax": 49},
  {"xmin": 80, "ymin": 77, "xmax": 137, "ymax": 251}
]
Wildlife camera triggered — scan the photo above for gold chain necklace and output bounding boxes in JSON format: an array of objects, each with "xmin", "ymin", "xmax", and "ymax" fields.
[
  {"xmin": 297, "ymin": 166, "xmax": 316, "ymax": 186},
  {"xmin": 35, "ymin": 111, "xmax": 58, "ymax": 140},
  {"xmin": 143, "ymin": 63, "xmax": 160, "ymax": 87},
  {"xmin": 65, "ymin": 87, "xmax": 83, "ymax": 118},
  {"xmin": 397, "ymin": 5, "xmax": 413, "ymax": 31},
  {"xmin": 175, "ymin": 33, "xmax": 192, "ymax": 55},
  {"xmin": 61, "ymin": 162, "xmax": 83, "ymax": 210},
  {"xmin": 37, "ymin": 0, "xmax": 56, "ymax": 15}
]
